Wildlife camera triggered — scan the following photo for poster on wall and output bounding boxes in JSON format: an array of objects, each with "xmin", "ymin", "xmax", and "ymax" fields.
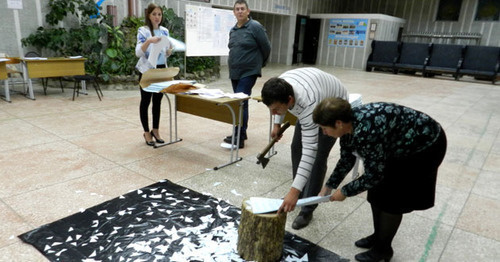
[
  {"xmin": 328, "ymin": 19, "xmax": 368, "ymax": 48},
  {"xmin": 7, "ymin": 0, "xmax": 23, "ymax": 9},
  {"xmin": 185, "ymin": 5, "xmax": 235, "ymax": 56}
]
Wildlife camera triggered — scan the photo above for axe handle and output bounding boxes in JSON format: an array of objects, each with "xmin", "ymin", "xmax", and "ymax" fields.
[{"xmin": 259, "ymin": 121, "xmax": 291, "ymax": 157}]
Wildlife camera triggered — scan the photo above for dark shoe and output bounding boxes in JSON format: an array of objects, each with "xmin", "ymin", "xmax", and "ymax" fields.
[
  {"xmin": 150, "ymin": 131, "xmax": 165, "ymax": 143},
  {"xmin": 143, "ymin": 134, "xmax": 154, "ymax": 146},
  {"xmin": 355, "ymin": 234, "xmax": 376, "ymax": 249},
  {"xmin": 223, "ymin": 135, "xmax": 247, "ymax": 144},
  {"xmin": 223, "ymin": 138, "xmax": 244, "ymax": 149},
  {"xmin": 225, "ymin": 134, "xmax": 247, "ymax": 141},
  {"xmin": 292, "ymin": 212, "xmax": 313, "ymax": 230},
  {"xmin": 355, "ymin": 247, "xmax": 393, "ymax": 262}
]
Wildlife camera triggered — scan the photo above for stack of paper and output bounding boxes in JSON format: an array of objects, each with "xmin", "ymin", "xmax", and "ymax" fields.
[
  {"xmin": 144, "ymin": 80, "xmax": 196, "ymax": 93},
  {"xmin": 24, "ymin": 57, "xmax": 47, "ymax": 60}
]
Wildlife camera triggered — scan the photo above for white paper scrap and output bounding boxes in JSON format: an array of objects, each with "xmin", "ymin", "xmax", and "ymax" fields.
[
  {"xmin": 230, "ymin": 189, "xmax": 242, "ymax": 196},
  {"xmin": 148, "ymin": 35, "xmax": 170, "ymax": 67}
]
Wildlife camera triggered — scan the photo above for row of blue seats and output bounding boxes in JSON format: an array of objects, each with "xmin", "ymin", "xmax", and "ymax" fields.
[{"xmin": 366, "ymin": 40, "xmax": 500, "ymax": 84}]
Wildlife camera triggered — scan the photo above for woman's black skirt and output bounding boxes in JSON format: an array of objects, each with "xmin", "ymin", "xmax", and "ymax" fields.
[{"xmin": 367, "ymin": 129, "xmax": 447, "ymax": 214}]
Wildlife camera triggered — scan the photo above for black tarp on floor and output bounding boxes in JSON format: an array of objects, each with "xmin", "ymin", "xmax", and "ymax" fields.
[{"xmin": 19, "ymin": 180, "xmax": 347, "ymax": 261}]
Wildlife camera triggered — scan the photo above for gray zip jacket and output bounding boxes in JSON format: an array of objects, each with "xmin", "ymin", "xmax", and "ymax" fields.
[{"xmin": 228, "ymin": 18, "xmax": 271, "ymax": 80}]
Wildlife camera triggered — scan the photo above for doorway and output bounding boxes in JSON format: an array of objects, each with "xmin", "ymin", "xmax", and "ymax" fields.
[{"xmin": 292, "ymin": 15, "xmax": 321, "ymax": 65}]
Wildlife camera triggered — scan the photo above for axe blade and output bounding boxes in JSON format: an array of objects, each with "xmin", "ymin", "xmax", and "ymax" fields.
[{"xmin": 259, "ymin": 156, "xmax": 270, "ymax": 169}]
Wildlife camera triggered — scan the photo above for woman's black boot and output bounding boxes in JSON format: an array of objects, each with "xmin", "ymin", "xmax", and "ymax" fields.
[
  {"xmin": 355, "ymin": 234, "xmax": 376, "ymax": 248},
  {"xmin": 355, "ymin": 247, "xmax": 393, "ymax": 262}
]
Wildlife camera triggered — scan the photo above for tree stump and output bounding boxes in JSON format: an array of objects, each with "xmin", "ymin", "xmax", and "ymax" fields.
[{"xmin": 237, "ymin": 198, "xmax": 287, "ymax": 262}]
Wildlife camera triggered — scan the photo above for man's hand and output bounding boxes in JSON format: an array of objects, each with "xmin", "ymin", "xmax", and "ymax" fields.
[
  {"xmin": 278, "ymin": 187, "xmax": 300, "ymax": 214},
  {"xmin": 271, "ymin": 124, "xmax": 282, "ymax": 141}
]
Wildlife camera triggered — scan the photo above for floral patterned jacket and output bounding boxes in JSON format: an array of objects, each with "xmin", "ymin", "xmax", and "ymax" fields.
[{"xmin": 325, "ymin": 102, "xmax": 442, "ymax": 197}]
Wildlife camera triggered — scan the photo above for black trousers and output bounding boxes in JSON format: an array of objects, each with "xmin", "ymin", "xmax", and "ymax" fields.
[
  {"xmin": 138, "ymin": 65, "xmax": 165, "ymax": 132},
  {"xmin": 291, "ymin": 122, "xmax": 336, "ymax": 213}
]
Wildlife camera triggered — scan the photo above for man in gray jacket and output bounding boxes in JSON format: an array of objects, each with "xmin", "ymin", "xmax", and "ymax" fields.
[{"xmin": 223, "ymin": 0, "xmax": 271, "ymax": 149}]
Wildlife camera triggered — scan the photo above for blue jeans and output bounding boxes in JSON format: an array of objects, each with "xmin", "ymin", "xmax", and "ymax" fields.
[{"xmin": 231, "ymin": 75, "xmax": 257, "ymax": 139}]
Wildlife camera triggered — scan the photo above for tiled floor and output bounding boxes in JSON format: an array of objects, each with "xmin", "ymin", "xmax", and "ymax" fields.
[{"xmin": 1, "ymin": 64, "xmax": 499, "ymax": 261}]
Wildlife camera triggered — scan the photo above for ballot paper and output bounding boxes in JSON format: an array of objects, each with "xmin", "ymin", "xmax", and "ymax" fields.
[
  {"xmin": 23, "ymin": 57, "xmax": 47, "ymax": 60},
  {"xmin": 168, "ymin": 36, "xmax": 186, "ymax": 52},
  {"xmin": 148, "ymin": 35, "xmax": 170, "ymax": 67},
  {"xmin": 185, "ymin": 88, "xmax": 249, "ymax": 99},
  {"xmin": 186, "ymin": 88, "xmax": 225, "ymax": 99},
  {"xmin": 248, "ymin": 195, "xmax": 331, "ymax": 214}
]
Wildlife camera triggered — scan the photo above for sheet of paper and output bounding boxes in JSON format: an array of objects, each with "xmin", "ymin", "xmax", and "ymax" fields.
[
  {"xmin": 168, "ymin": 36, "xmax": 186, "ymax": 52},
  {"xmin": 247, "ymin": 197, "xmax": 283, "ymax": 214},
  {"xmin": 296, "ymin": 195, "xmax": 331, "ymax": 207},
  {"xmin": 148, "ymin": 35, "xmax": 170, "ymax": 67},
  {"xmin": 248, "ymin": 195, "xmax": 331, "ymax": 214},
  {"xmin": 24, "ymin": 57, "xmax": 47, "ymax": 60}
]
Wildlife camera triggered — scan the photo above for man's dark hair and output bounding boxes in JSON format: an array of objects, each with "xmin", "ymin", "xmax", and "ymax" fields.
[
  {"xmin": 234, "ymin": 0, "xmax": 248, "ymax": 9},
  {"xmin": 261, "ymin": 77, "xmax": 294, "ymax": 106}
]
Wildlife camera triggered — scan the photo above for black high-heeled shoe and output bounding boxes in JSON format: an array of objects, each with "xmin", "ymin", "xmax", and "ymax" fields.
[
  {"xmin": 143, "ymin": 133, "xmax": 155, "ymax": 146},
  {"xmin": 150, "ymin": 131, "xmax": 165, "ymax": 143}
]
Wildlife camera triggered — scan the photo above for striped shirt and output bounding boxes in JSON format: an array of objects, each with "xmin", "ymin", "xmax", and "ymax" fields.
[{"xmin": 277, "ymin": 67, "xmax": 348, "ymax": 191}]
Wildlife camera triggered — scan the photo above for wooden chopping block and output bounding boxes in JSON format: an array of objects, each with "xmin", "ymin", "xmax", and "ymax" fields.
[{"xmin": 237, "ymin": 198, "xmax": 287, "ymax": 261}]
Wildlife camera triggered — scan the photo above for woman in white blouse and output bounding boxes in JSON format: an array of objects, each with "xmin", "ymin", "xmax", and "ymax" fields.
[{"xmin": 135, "ymin": 3, "xmax": 173, "ymax": 146}]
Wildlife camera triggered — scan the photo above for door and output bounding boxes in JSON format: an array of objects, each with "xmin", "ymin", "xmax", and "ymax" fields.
[
  {"xmin": 302, "ymin": 19, "xmax": 321, "ymax": 64},
  {"xmin": 292, "ymin": 15, "xmax": 307, "ymax": 64},
  {"xmin": 292, "ymin": 16, "xmax": 321, "ymax": 65}
]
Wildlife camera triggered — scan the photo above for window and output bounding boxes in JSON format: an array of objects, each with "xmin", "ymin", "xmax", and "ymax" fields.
[
  {"xmin": 475, "ymin": 0, "xmax": 500, "ymax": 21},
  {"xmin": 436, "ymin": 0, "xmax": 463, "ymax": 21}
]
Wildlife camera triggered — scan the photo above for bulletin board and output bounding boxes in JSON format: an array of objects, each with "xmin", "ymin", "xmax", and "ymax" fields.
[
  {"xmin": 327, "ymin": 18, "xmax": 368, "ymax": 48},
  {"xmin": 185, "ymin": 5, "xmax": 236, "ymax": 57}
]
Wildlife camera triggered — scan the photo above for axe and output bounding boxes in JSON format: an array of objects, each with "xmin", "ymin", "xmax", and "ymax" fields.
[{"xmin": 256, "ymin": 121, "xmax": 291, "ymax": 169}]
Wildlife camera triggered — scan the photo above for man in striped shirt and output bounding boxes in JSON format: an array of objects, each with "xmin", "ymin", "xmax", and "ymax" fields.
[{"xmin": 261, "ymin": 67, "xmax": 348, "ymax": 229}]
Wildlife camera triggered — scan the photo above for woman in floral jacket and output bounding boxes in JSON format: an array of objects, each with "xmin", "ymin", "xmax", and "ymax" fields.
[{"xmin": 313, "ymin": 98, "xmax": 447, "ymax": 262}]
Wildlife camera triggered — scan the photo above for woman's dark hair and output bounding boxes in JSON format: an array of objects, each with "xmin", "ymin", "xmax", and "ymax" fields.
[
  {"xmin": 313, "ymin": 97, "xmax": 354, "ymax": 127},
  {"xmin": 261, "ymin": 77, "xmax": 294, "ymax": 106},
  {"xmin": 145, "ymin": 3, "xmax": 163, "ymax": 37}
]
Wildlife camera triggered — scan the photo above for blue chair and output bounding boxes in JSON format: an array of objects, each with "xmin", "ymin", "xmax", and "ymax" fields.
[
  {"xmin": 394, "ymin": 42, "xmax": 432, "ymax": 74},
  {"xmin": 424, "ymin": 43, "xmax": 465, "ymax": 79},
  {"xmin": 366, "ymin": 40, "xmax": 401, "ymax": 73},
  {"xmin": 458, "ymin": 45, "xmax": 500, "ymax": 84}
]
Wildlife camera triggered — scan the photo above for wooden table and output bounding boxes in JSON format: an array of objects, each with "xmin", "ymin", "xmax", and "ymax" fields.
[
  {"xmin": 0, "ymin": 59, "xmax": 10, "ymax": 102},
  {"xmin": 21, "ymin": 57, "xmax": 86, "ymax": 100},
  {"xmin": 159, "ymin": 92, "xmax": 250, "ymax": 170}
]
